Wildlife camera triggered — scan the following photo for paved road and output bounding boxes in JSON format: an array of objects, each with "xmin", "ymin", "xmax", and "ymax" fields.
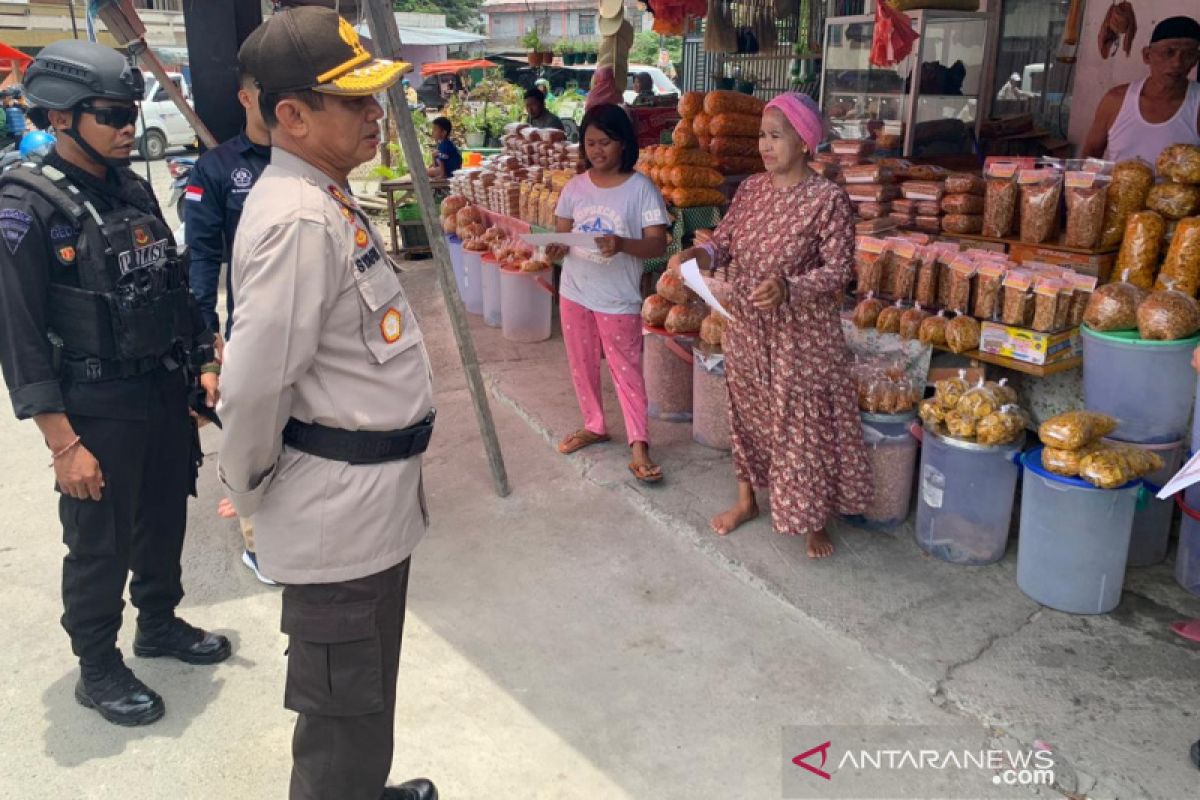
[{"xmin": 0, "ymin": 259, "xmax": 1051, "ymax": 799}]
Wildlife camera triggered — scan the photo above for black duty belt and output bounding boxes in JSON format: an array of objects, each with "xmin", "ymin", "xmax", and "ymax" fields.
[
  {"xmin": 282, "ymin": 412, "xmax": 436, "ymax": 465},
  {"xmin": 61, "ymin": 354, "xmax": 169, "ymax": 382}
]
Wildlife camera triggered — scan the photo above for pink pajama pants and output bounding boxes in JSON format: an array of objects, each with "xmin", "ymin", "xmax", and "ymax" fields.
[{"xmin": 560, "ymin": 296, "xmax": 649, "ymax": 445}]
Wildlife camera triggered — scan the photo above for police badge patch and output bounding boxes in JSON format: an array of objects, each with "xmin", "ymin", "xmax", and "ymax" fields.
[
  {"xmin": 57, "ymin": 245, "xmax": 76, "ymax": 264},
  {"xmin": 355, "ymin": 228, "xmax": 369, "ymax": 248},
  {"xmin": 380, "ymin": 307, "xmax": 403, "ymax": 343},
  {"xmin": 232, "ymin": 167, "xmax": 254, "ymax": 189},
  {"xmin": 0, "ymin": 208, "xmax": 32, "ymax": 255}
]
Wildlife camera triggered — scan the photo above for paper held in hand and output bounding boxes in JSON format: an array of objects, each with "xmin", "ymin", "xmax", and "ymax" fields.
[
  {"xmin": 519, "ymin": 232, "xmax": 601, "ymax": 248},
  {"xmin": 1157, "ymin": 450, "xmax": 1200, "ymax": 500},
  {"xmin": 680, "ymin": 258, "xmax": 735, "ymax": 321}
]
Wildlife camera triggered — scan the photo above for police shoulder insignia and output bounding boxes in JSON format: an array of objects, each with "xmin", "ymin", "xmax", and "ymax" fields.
[
  {"xmin": 355, "ymin": 228, "xmax": 370, "ymax": 249},
  {"xmin": 326, "ymin": 184, "xmax": 354, "ymax": 209},
  {"xmin": 339, "ymin": 206, "xmax": 354, "ymax": 224},
  {"xmin": 57, "ymin": 245, "xmax": 76, "ymax": 264},
  {"xmin": 380, "ymin": 307, "xmax": 403, "ymax": 344},
  {"xmin": 0, "ymin": 208, "xmax": 32, "ymax": 255}
]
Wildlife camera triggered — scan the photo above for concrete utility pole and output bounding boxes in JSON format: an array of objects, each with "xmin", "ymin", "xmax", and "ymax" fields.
[{"xmin": 364, "ymin": 0, "xmax": 512, "ymax": 498}]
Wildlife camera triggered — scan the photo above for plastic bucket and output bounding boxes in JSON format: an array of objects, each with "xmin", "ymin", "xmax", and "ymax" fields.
[
  {"xmin": 461, "ymin": 249, "xmax": 483, "ymax": 315},
  {"xmin": 481, "ymin": 255, "xmax": 502, "ymax": 327},
  {"xmin": 500, "ymin": 267, "xmax": 553, "ymax": 343},
  {"xmin": 857, "ymin": 412, "xmax": 919, "ymax": 529},
  {"xmin": 1175, "ymin": 494, "xmax": 1200, "ymax": 597},
  {"xmin": 692, "ymin": 348, "xmax": 730, "ymax": 450},
  {"xmin": 915, "ymin": 426, "xmax": 1023, "ymax": 565},
  {"xmin": 1099, "ymin": 438, "xmax": 1183, "ymax": 568},
  {"xmin": 446, "ymin": 235, "xmax": 466, "ymax": 297},
  {"xmin": 1017, "ymin": 448, "xmax": 1139, "ymax": 614},
  {"xmin": 1192, "ymin": 376, "xmax": 1200, "ymax": 457},
  {"xmin": 1081, "ymin": 326, "xmax": 1200, "ymax": 444},
  {"xmin": 644, "ymin": 330, "xmax": 694, "ymax": 422}
]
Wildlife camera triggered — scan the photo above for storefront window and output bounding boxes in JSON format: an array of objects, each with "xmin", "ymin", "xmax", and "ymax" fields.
[
  {"xmin": 579, "ymin": 13, "xmax": 596, "ymax": 36},
  {"xmin": 992, "ymin": 0, "xmax": 1074, "ymax": 136}
]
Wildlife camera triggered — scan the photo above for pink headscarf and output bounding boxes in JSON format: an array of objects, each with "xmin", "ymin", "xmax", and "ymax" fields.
[{"xmin": 764, "ymin": 92, "xmax": 824, "ymax": 155}]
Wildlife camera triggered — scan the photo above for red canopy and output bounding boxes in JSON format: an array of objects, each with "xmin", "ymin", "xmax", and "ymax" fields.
[
  {"xmin": 0, "ymin": 41, "xmax": 32, "ymax": 72},
  {"xmin": 420, "ymin": 59, "xmax": 496, "ymax": 77}
]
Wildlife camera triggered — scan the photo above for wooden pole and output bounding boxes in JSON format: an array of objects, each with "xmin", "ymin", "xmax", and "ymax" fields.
[{"xmin": 364, "ymin": 0, "xmax": 511, "ymax": 498}]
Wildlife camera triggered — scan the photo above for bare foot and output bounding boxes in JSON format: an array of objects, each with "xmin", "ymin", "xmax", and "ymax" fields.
[
  {"xmin": 710, "ymin": 501, "xmax": 759, "ymax": 536},
  {"xmin": 217, "ymin": 497, "xmax": 238, "ymax": 519},
  {"xmin": 807, "ymin": 528, "xmax": 835, "ymax": 559}
]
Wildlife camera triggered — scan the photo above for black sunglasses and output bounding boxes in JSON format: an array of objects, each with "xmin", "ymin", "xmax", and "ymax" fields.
[{"xmin": 78, "ymin": 103, "xmax": 139, "ymax": 129}]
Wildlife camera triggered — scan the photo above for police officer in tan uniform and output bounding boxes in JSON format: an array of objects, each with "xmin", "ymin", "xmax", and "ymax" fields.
[{"xmin": 217, "ymin": 8, "xmax": 436, "ymax": 800}]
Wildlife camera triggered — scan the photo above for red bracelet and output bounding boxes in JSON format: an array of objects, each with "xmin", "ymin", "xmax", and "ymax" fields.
[{"xmin": 48, "ymin": 435, "xmax": 81, "ymax": 467}]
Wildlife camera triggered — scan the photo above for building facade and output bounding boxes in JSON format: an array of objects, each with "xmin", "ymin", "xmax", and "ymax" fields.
[
  {"xmin": 481, "ymin": 0, "xmax": 647, "ymax": 52},
  {"xmin": 0, "ymin": 0, "xmax": 187, "ymax": 50}
]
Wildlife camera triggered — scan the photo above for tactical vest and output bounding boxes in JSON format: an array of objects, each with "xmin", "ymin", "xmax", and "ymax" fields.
[{"xmin": 0, "ymin": 163, "xmax": 192, "ymax": 367}]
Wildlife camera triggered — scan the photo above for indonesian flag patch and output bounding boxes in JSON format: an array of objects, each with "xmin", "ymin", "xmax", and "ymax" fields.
[
  {"xmin": 380, "ymin": 307, "xmax": 403, "ymax": 343},
  {"xmin": 185, "ymin": 185, "xmax": 204, "ymax": 202}
]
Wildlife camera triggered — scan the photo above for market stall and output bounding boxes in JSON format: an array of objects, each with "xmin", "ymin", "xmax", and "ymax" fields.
[{"xmin": 427, "ymin": 0, "xmax": 1200, "ymax": 612}]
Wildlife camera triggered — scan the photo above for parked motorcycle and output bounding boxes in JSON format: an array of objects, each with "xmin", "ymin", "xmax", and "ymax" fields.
[{"xmin": 166, "ymin": 155, "xmax": 195, "ymax": 225}]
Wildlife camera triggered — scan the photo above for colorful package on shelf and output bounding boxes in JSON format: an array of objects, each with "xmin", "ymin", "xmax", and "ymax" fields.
[{"xmin": 979, "ymin": 321, "xmax": 1081, "ymax": 366}]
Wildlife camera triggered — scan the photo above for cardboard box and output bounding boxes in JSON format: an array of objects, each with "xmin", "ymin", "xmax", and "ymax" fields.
[
  {"xmin": 979, "ymin": 321, "xmax": 1080, "ymax": 366},
  {"xmin": 1008, "ymin": 242, "xmax": 1116, "ymax": 283},
  {"xmin": 629, "ymin": 106, "xmax": 681, "ymax": 148}
]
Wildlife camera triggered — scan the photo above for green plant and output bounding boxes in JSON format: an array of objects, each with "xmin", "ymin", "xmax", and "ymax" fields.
[
  {"xmin": 553, "ymin": 39, "xmax": 569, "ymax": 55},
  {"xmin": 521, "ymin": 29, "xmax": 542, "ymax": 52},
  {"xmin": 629, "ymin": 31, "xmax": 682, "ymax": 65}
]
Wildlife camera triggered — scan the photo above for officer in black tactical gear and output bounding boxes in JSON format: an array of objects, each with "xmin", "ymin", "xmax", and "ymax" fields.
[{"xmin": 0, "ymin": 39, "xmax": 232, "ymax": 727}]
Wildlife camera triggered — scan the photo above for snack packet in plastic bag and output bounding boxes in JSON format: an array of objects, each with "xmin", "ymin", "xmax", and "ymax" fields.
[{"xmin": 1038, "ymin": 410, "xmax": 1118, "ymax": 450}]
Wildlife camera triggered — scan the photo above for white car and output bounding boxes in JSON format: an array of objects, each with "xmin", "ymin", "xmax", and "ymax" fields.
[{"xmin": 136, "ymin": 72, "xmax": 197, "ymax": 161}]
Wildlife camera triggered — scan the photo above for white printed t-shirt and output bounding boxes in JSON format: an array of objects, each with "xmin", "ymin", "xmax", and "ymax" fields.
[{"xmin": 554, "ymin": 171, "xmax": 669, "ymax": 315}]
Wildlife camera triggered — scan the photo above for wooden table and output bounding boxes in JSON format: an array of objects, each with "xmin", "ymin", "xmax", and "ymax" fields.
[
  {"xmin": 381, "ymin": 176, "xmax": 449, "ymax": 255},
  {"xmin": 933, "ymin": 344, "xmax": 1081, "ymax": 378}
]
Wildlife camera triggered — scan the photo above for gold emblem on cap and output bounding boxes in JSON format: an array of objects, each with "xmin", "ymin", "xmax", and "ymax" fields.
[{"xmin": 316, "ymin": 17, "xmax": 372, "ymax": 85}]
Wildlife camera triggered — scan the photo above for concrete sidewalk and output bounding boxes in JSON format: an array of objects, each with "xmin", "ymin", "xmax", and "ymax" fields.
[
  {"xmin": 402, "ymin": 257, "xmax": 1200, "ymax": 799},
  {"xmin": 0, "ymin": 272, "xmax": 1053, "ymax": 797}
]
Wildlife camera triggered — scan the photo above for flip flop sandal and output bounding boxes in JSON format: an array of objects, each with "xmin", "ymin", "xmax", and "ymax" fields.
[
  {"xmin": 558, "ymin": 429, "xmax": 611, "ymax": 454},
  {"xmin": 1170, "ymin": 619, "xmax": 1200, "ymax": 643},
  {"xmin": 628, "ymin": 462, "xmax": 664, "ymax": 484}
]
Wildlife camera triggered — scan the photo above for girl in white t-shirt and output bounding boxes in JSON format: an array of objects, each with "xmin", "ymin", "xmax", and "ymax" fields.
[{"xmin": 546, "ymin": 104, "xmax": 669, "ymax": 483}]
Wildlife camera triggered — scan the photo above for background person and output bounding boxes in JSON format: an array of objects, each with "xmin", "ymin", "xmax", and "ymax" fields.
[
  {"xmin": 525, "ymin": 87, "xmax": 564, "ymax": 130},
  {"xmin": 426, "ymin": 116, "xmax": 460, "ymax": 179},
  {"xmin": 669, "ymin": 92, "xmax": 871, "ymax": 560},
  {"xmin": 184, "ymin": 25, "xmax": 275, "ymax": 585},
  {"xmin": 545, "ymin": 103, "xmax": 668, "ymax": 484},
  {"xmin": 1081, "ymin": 15, "xmax": 1200, "ymax": 165}
]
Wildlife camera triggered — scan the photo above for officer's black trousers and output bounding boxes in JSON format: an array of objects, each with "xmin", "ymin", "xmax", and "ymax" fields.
[
  {"xmin": 59, "ymin": 369, "xmax": 195, "ymax": 667},
  {"xmin": 282, "ymin": 559, "xmax": 411, "ymax": 800}
]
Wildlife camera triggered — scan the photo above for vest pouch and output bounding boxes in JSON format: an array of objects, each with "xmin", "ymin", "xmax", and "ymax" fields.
[
  {"xmin": 47, "ymin": 284, "xmax": 119, "ymax": 359},
  {"xmin": 105, "ymin": 289, "xmax": 181, "ymax": 360}
]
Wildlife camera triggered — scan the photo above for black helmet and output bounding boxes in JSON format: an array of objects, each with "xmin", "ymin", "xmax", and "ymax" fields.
[{"xmin": 25, "ymin": 39, "xmax": 144, "ymax": 111}]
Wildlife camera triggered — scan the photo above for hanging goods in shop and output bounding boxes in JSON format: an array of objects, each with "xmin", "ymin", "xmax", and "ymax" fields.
[{"xmin": 870, "ymin": 1, "xmax": 920, "ymax": 68}]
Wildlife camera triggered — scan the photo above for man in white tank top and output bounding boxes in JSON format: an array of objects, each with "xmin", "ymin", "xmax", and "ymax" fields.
[{"xmin": 1081, "ymin": 15, "xmax": 1200, "ymax": 170}]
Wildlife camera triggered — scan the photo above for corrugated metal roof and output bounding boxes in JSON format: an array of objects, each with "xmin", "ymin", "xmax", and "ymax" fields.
[{"xmin": 355, "ymin": 19, "xmax": 485, "ymax": 47}]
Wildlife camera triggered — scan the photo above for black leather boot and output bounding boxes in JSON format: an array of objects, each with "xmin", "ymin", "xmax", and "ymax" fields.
[
  {"xmin": 381, "ymin": 778, "xmax": 438, "ymax": 800},
  {"xmin": 133, "ymin": 617, "xmax": 231, "ymax": 665},
  {"xmin": 74, "ymin": 656, "xmax": 164, "ymax": 727}
]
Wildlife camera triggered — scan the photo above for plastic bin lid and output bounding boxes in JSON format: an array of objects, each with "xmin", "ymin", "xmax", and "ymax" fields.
[
  {"xmin": 1021, "ymin": 446, "xmax": 1140, "ymax": 491},
  {"xmin": 1081, "ymin": 325, "xmax": 1200, "ymax": 347}
]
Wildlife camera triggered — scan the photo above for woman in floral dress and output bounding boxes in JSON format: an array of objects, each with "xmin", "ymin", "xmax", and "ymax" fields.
[{"xmin": 669, "ymin": 92, "xmax": 871, "ymax": 559}]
